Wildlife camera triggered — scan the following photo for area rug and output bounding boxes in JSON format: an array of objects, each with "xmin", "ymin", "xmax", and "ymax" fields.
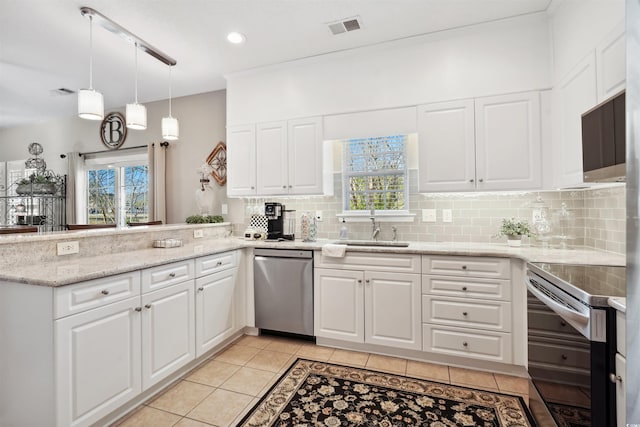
[
  {"xmin": 238, "ymin": 359, "xmax": 537, "ymax": 426},
  {"xmin": 547, "ymin": 402, "xmax": 590, "ymax": 427}
]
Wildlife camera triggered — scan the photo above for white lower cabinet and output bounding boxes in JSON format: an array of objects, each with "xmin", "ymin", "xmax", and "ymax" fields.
[
  {"xmin": 141, "ymin": 280, "xmax": 195, "ymax": 389},
  {"xmin": 314, "ymin": 258, "xmax": 422, "ymax": 351},
  {"xmin": 195, "ymin": 268, "xmax": 238, "ymax": 356},
  {"xmin": 55, "ymin": 296, "xmax": 142, "ymax": 427}
]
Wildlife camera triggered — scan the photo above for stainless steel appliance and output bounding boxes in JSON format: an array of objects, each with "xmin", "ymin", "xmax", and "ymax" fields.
[
  {"xmin": 264, "ymin": 202, "xmax": 294, "ymax": 241},
  {"xmin": 581, "ymin": 91, "xmax": 625, "ymax": 183},
  {"xmin": 254, "ymin": 248, "xmax": 314, "ymax": 337},
  {"xmin": 526, "ymin": 262, "xmax": 625, "ymax": 426}
]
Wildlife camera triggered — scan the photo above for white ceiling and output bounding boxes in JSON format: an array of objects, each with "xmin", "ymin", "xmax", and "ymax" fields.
[{"xmin": 0, "ymin": 0, "xmax": 552, "ymax": 129}]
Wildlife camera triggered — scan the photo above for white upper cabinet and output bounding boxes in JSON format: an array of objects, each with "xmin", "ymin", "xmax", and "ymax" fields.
[
  {"xmin": 596, "ymin": 22, "xmax": 626, "ymax": 103},
  {"xmin": 227, "ymin": 117, "xmax": 330, "ymax": 197},
  {"xmin": 418, "ymin": 100, "xmax": 476, "ymax": 192},
  {"xmin": 418, "ymin": 92, "xmax": 541, "ymax": 192},
  {"xmin": 554, "ymin": 53, "xmax": 598, "ymax": 188},
  {"xmin": 227, "ymin": 124, "xmax": 257, "ymax": 196},
  {"xmin": 288, "ymin": 117, "xmax": 325, "ymax": 195},
  {"xmin": 256, "ymin": 121, "xmax": 288, "ymax": 195},
  {"xmin": 475, "ymin": 91, "xmax": 541, "ymax": 191}
]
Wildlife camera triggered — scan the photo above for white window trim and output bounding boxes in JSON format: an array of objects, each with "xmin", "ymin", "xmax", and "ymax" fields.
[{"xmin": 336, "ymin": 211, "xmax": 415, "ymax": 222}]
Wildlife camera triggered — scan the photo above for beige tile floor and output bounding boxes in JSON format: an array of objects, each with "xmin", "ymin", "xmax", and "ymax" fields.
[{"xmin": 113, "ymin": 334, "xmax": 530, "ymax": 427}]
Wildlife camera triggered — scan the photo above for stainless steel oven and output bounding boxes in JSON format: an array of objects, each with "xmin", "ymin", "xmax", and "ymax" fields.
[{"xmin": 526, "ymin": 262, "xmax": 625, "ymax": 427}]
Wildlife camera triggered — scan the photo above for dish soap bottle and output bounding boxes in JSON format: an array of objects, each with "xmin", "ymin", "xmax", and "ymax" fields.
[{"xmin": 339, "ymin": 218, "xmax": 348, "ymax": 240}]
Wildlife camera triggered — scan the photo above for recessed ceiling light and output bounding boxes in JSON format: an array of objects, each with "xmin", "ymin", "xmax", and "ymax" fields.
[{"xmin": 227, "ymin": 32, "xmax": 246, "ymax": 44}]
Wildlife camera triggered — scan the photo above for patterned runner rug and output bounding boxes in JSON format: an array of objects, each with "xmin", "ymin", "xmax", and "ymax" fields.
[
  {"xmin": 547, "ymin": 402, "xmax": 590, "ymax": 427},
  {"xmin": 238, "ymin": 358, "xmax": 537, "ymax": 426}
]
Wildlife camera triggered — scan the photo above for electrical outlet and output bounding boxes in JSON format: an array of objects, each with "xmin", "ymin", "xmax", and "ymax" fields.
[
  {"xmin": 221, "ymin": 204, "xmax": 228, "ymax": 215},
  {"xmin": 57, "ymin": 241, "xmax": 79, "ymax": 256},
  {"xmin": 422, "ymin": 209, "xmax": 436, "ymax": 222},
  {"xmin": 315, "ymin": 211, "xmax": 323, "ymax": 222},
  {"xmin": 193, "ymin": 229, "xmax": 204, "ymax": 239},
  {"xmin": 442, "ymin": 209, "xmax": 453, "ymax": 223}
]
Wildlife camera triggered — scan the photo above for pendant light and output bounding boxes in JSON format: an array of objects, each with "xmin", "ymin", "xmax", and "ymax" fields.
[
  {"xmin": 161, "ymin": 65, "xmax": 179, "ymax": 140},
  {"xmin": 78, "ymin": 15, "xmax": 104, "ymax": 120},
  {"xmin": 126, "ymin": 42, "xmax": 147, "ymax": 130}
]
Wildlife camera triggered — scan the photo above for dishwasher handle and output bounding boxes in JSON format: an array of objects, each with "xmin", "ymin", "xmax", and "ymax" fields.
[{"xmin": 254, "ymin": 248, "xmax": 313, "ymax": 259}]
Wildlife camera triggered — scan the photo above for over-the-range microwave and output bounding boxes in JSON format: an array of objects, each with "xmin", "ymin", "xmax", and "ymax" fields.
[{"xmin": 581, "ymin": 90, "xmax": 625, "ymax": 182}]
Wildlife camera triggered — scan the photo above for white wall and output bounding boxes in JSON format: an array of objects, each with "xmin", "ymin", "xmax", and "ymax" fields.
[
  {"xmin": 0, "ymin": 90, "xmax": 228, "ymax": 224},
  {"xmin": 226, "ymin": 13, "xmax": 551, "ymax": 125}
]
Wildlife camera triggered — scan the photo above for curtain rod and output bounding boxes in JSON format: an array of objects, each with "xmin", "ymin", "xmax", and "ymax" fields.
[
  {"xmin": 80, "ymin": 7, "xmax": 177, "ymax": 66},
  {"xmin": 78, "ymin": 143, "xmax": 167, "ymax": 157}
]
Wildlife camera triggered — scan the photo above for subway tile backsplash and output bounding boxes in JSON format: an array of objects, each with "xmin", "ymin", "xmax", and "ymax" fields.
[{"xmin": 237, "ymin": 171, "xmax": 625, "ymax": 255}]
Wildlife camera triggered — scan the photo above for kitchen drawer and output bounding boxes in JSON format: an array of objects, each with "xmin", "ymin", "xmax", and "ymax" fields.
[
  {"xmin": 315, "ymin": 251, "xmax": 420, "ymax": 274},
  {"xmin": 54, "ymin": 271, "xmax": 141, "ymax": 319},
  {"xmin": 422, "ymin": 255, "xmax": 510, "ymax": 279},
  {"xmin": 422, "ymin": 324, "xmax": 512, "ymax": 363},
  {"xmin": 616, "ymin": 310, "xmax": 625, "ymax": 357},
  {"xmin": 422, "ymin": 296, "xmax": 511, "ymax": 332},
  {"xmin": 141, "ymin": 260, "xmax": 195, "ymax": 293},
  {"xmin": 528, "ymin": 339, "xmax": 590, "ymax": 370},
  {"xmin": 528, "ymin": 307, "xmax": 585, "ymax": 339},
  {"xmin": 422, "ymin": 275, "xmax": 511, "ymax": 301},
  {"xmin": 195, "ymin": 251, "xmax": 238, "ymax": 277}
]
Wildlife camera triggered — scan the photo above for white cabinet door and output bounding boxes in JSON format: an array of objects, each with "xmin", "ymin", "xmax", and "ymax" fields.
[
  {"xmin": 256, "ymin": 121, "xmax": 288, "ymax": 195},
  {"xmin": 195, "ymin": 268, "xmax": 237, "ymax": 357},
  {"xmin": 314, "ymin": 268, "xmax": 364, "ymax": 343},
  {"xmin": 475, "ymin": 91, "xmax": 541, "ymax": 190},
  {"xmin": 554, "ymin": 53, "xmax": 598, "ymax": 188},
  {"xmin": 417, "ymin": 99, "xmax": 476, "ymax": 192},
  {"xmin": 55, "ymin": 297, "xmax": 142, "ymax": 427},
  {"xmin": 615, "ymin": 353, "xmax": 626, "ymax": 427},
  {"xmin": 596, "ymin": 22, "xmax": 626, "ymax": 103},
  {"xmin": 365, "ymin": 272, "xmax": 421, "ymax": 350},
  {"xmin": 141, "ymin": 281, "xmax": 195, "ymax": 390},
  {"xmin": 227, "ymin": 124, "xmax": 256, "ymax": 196},
  {"xmin": 288, "ymin": 117, "xmax": 324, "ymax": 195}
]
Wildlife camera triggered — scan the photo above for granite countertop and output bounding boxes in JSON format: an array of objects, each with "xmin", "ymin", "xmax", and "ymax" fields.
[
  {"xmin": 609, "ymin": 296, "xmax": 626, "ymax": 313},
  {"xmin": 0, "ymin": 237, "xmax": 625, "ymax": 287}
]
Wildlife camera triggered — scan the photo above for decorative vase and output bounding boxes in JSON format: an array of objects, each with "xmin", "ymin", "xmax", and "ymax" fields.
[{"xmin": 507, "ymin": 234, "xmax": 522, "ymax": 247}]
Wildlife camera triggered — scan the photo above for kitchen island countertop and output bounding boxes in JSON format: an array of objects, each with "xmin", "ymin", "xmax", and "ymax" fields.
[{"xmin": 0, "ymin": 237, "xmax": 625, "ymax": 287}]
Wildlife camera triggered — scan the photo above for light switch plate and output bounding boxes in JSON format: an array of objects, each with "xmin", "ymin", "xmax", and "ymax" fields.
[
  {"xmin": 221, "ymin": 204, "xmax": 228, "ymax": 215},
  {"xmin": 57, "ymin": 241, "xmax": 79, "ymax": 256},
  {"xmin": 442, "ymin": 209, "xmax": 453, "ymax": 223},
  {"xmin": 422, "ymin": 209, "xmax": 436, "ymax": 222}
]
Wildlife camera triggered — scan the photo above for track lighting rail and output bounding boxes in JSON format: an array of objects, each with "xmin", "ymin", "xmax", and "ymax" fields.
[{"xmin": 80, "ymin": 6, "xmax": 177, "ymax": 66}]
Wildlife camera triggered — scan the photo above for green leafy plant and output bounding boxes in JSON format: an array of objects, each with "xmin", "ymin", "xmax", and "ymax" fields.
[
  {"xmin": 16, "ymin": 171, "xmax": 63, "ymax": 186},
  {"xmin": 496, "ymin": 217, "xmax": 534, "ymax": 237},
  {"xmin": 185, "ymin": 214, "xmax": 224, "ymax": 224}
]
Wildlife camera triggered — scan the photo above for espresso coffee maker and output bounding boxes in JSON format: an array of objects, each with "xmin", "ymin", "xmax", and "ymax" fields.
[{"xmin": 265, "ymin": 202, "xmax": 294, "ymax": 240}]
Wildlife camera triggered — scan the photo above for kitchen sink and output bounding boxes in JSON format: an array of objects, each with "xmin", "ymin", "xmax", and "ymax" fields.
[{"xmin": 335, "ymin": 240, "xmax": 410, "ymax": 247}]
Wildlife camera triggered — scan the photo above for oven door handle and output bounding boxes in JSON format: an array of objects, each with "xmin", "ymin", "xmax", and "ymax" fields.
[{"xmin": 526, "ymin": 281, "xmax": 589, "ymax": 326}]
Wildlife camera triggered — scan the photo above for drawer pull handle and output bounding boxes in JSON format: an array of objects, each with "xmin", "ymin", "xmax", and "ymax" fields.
[
  {"xmin": 462, "ymin": 342, "xmax": 468, "ymax": 347},
  {"xmin": 216, "ymin": 261, "xmax": 223, "ymax": 267},
  {"xmin": 462, "ymin": 312, "xmax": 468, "ymax": 316},
  {"xmin": 561, "ymin": 354, "xmax": 567, "ymax": 360},
  {"xmin": 169, "ymin": 272, "xmax": 176, "ymax": 278},
  {"xmin": 198, "ymin": 287, "xmax": 204, "ymax": 291},
  {"xmin": 145, "ymin": 304, "xmax": 152, "ymax": 309},
  {"xmin": 134, "ymin": 307, "xmax": 142, "ymax": 312},
  {"xmin": 461, "ymin": 265, "xmax": 467, "ymax": 270},
  {"xmin": 609, "ymin": 373, "xmax": 622, "ymax": 384},
  {"xmin": 101, "ymin": 290, "xmax": 110, "ymax": 295},
  {"xmin": 560, "ymin": 321, "xmax": 567, "ymax": 327},
  {"xmin": 462, "ymin": 286, "xmax": 468, "ymax": 291}
]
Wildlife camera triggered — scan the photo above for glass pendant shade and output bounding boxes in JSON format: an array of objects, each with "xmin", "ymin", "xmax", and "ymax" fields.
[
  {"xmin": 78, "ymin": 89, "xmax": 104, "ymax": 120},
  {"xmin": 162, "ymin": 116, "xmax": 179, "ymax": 140},
  {"xmin": 126, "ymin": 102, "xmax": 147, "ymax": 130}
]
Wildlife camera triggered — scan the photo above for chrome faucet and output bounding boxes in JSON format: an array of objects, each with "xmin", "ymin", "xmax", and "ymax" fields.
[{"xmin": 370, "ymin": 207, "xmax": 381, "ymax": 241}]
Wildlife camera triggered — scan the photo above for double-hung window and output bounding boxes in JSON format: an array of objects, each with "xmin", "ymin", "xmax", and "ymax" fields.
[{"xmin": 342, "ymin": 135, "xmax": 409, "ymax": 214}]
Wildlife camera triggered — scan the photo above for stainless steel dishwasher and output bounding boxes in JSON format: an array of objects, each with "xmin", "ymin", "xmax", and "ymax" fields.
[{"xmin": 253, "ymin": 248, "xmax": 314, "ymax": 337}]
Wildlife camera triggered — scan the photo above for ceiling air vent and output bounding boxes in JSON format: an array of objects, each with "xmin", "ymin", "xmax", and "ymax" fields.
[
  {"xmin": 51, "ymin": 88, "xmax": 76, "ymax": 96},
  {"xmin": 328, "ymin": 16, "xmax": 362, "ymax": 35}
]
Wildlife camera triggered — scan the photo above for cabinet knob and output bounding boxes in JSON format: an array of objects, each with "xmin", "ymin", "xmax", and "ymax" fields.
[
  {"xmin": 462, "ymin": 312, "xmax": 468, "ymax": 316},
  {"xmin": 198, "ymin": 287, "xmax": 204, "ymax": 291},
  {"xmin": 469, "ymin": 179, "xmax": 474, "ymax": 183},
  {"xmin": 479, "ymin": 178, "xmax": 484, "ymax": 183},
  {"xmin": 461, "ymin": 265, "xmax": 467, "ymax": 270},
  {"xmin": 145, "ymin": 304, "xmax": 152, "ymax": 309},
  {"xmin": 462, "ymin": 286, "xmax": 468, "ymax": 291},
  {"xmin": 282, "ymin": 185, "xmax": 286, "ymax": 189},
  {"xmin": 169, "ymin": 272, "xmax": 176, "ymax": 278},
  {"xmin": 462, "ymin": 342, "xmax": 468, "ymax": 347},
  {"xmin": 561, "ymin": 354, "xmax": 568, "ymax": 360},
  {"xmin": 251, "ymin": 186, "xmax": 255, "ymax": 190},
  {"xmin": 560, "ymin": 321, "xmax": 567, "ymax": 327},
  {"xmin": 365, "ymin": 279, "xmax": 370, "ymax": 283},
  {"xmin": 216, "ymin": 261, "xmax": 223, "ymax": 266},
  {"xmin": 289, "ymin": 185, "xmax": 292, "ymax": 188},
  {"xmin": 101, "ymin": 289, "xmax": 110, "ymax": 295},
  {"xmin": 357, "ymin": 279, "xmax": 362, "ymax": 284},
  {"xmin": 610, "ymin": 373, "xmax": 622, "ymax": 383},
  {"xmin": 134, "ymin": 307, "xmax": 142, "ymax": 312}
]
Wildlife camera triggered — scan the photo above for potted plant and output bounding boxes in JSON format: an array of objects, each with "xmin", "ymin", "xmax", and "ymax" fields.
[
  {"xmin": 185, "ymin": 214, "xmax": 224, "ymax": 224},
  {"xmin": 15, "ymin": 171, "xmax": 63, "ymax": 195},
  {"xmin": 496, "ymin": 217, "xmax": 534, "ymax": 247}
]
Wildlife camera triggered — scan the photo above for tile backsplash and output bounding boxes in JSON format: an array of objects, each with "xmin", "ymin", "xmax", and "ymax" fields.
[{"xmin": 235, "ymin": 171, "xmax": 625, "ymax": 255}]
